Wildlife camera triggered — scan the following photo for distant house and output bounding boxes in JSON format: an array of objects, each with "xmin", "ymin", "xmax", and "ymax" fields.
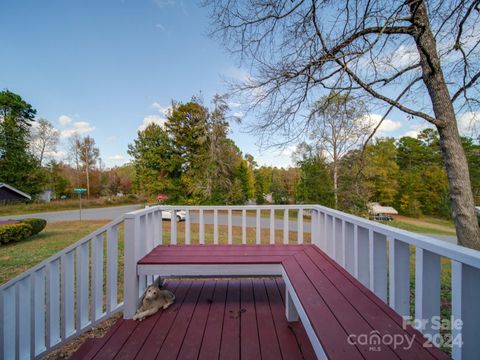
[
  {"xmin": 0, "ymin": 183, "xmax": 31, "ymax": 203},
  {"xmin": 368, "ymin": 202, "xmax": 398, "ymax": 216}
]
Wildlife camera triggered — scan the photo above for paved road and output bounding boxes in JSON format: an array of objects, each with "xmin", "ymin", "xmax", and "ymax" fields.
[
  {"xmin": 424, "ymin": 233, "xmax": 457, "ymax": 244},
  {"xmin": 0, "ymin": 204, "xmax": 142, "ymax": 222}
]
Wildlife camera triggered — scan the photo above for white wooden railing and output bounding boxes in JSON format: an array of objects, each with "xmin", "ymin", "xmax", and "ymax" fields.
[
  {"xmin": 0, "ymin": 217, "xmax": 125, "ymax": 359},
  {"xmin": 124, "ymin": 204, "xmax": 480, "ymax": 360},
  {"xmin": 2, "ymin": 204, "xmax": 479, "ymax": 359}
]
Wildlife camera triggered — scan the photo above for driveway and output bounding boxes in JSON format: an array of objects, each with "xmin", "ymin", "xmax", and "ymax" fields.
[{"xmin": 0, "ymin": 204, "xmax": 142, "ymax": 222}]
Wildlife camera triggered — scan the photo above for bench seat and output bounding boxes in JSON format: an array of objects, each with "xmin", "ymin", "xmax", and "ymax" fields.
[{"xmin": 138, "ymin": 244, "xmax": 449, "ymax": 359}]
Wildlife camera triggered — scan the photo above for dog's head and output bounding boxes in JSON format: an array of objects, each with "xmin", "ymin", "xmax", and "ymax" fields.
[{"xmin": 144, "ymin": 285, "xmax": 161, "ymax": 300}]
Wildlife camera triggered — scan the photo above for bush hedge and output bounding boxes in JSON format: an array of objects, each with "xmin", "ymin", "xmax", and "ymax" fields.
[
  {"xmin": 20, "ymin": 218, "xmax": 47, "ymax": 235},
  {"xmin": 0, "ymin": 223, "xmax": 32, "ymax": 244}
]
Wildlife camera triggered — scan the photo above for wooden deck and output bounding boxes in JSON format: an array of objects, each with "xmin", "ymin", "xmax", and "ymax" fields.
[{"xmin": 72, "ymin": 278, "xmax": 316, "ymax": 360}]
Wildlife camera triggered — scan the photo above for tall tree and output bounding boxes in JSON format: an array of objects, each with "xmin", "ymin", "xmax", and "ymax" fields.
[
  {"xmin": 0, "ymin": 90, "xmax": 45, "ymax": 195},
  {"xmin": 77, "ymin": 136, "xmax": 100, "ymax": 198},
  {"xmin": 68, "ymin": 133, "xmax": 82, "ymax": 187},
  {"xmin": 30, "ymin": 118, "xmax": 60, "ymax": 166},
  {"xmin": 309, "ymin": 92, "xmax": 369, "ymax": 208},
  {"xmin": 295, "ymin": 143, "xmax": 335, "ymax": 207},
  {"xmin": 207, "ymin": 0, "xmax": 480, "ymax": 248},
  {"xmin": 127, "ymin": 123, "xmax": 175, "ymax": 197}
]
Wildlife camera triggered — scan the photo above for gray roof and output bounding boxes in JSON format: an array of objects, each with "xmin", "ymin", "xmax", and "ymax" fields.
[{"xmin": 0, "ymin": 183, "xmax": 31, "ymax": 200}]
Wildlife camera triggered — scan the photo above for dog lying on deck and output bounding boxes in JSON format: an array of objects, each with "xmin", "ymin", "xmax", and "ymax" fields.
[{"xmin": 133, "ymin": 277, "xmax": 176, "ymax": 321}]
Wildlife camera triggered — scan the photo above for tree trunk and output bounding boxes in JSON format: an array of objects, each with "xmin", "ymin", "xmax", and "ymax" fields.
[
  {"xmin": 410, "ymin": 0, "xmax": 480, "ymax": 249},
  {"xmin": 333, "ymin": 161, "xmax": 338, "ymax": 209},
  {"xmin": 86, "ymin": 167, "xmax": 90, "ymax": 199}
]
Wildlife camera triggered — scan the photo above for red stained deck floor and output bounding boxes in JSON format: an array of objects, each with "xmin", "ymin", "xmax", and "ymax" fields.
[{"xmin": 72, "ymin": 278, "xmax": 316, "ymax": 360}]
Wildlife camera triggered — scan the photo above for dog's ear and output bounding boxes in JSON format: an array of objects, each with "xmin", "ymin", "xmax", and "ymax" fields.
[{"xmin": 153, "ymin": 276, "xmax": 165, "ymax": 288}]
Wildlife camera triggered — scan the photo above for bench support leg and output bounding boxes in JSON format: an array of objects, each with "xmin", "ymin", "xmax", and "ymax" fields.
[{"xmin": 286, "ymin": 289, "xmax": 299, "ymax": 322}]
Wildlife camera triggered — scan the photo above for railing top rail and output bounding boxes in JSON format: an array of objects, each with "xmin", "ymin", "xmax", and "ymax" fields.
[
  {"xmin": 313, "ymin": 204, "xmax": 480, "ymax": 268},
  {"xmin": 0, "ymin": 215, "xmax": 125, "ymax": 291},
  {"xmin": 124, "ymin": 204, "xmax": 316, "ymax": 218}
]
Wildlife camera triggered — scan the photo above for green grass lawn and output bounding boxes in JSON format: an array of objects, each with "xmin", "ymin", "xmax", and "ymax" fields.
[
  {"xmin": 380, "ymin": 220, "xmax": 456, "ymax": 236},
  {"xmin": 0, "ymin": 220, "xmax": 110, "ymax": 284}
]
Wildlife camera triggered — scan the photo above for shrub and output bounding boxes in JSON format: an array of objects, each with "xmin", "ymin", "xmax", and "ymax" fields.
[
  {"xmin": 20, "ymin": 218, "xmax": 47, "ymax": 235},
  {"xmin": 0, "ymin": 223, "xmax": 33, "ymax": 244}
]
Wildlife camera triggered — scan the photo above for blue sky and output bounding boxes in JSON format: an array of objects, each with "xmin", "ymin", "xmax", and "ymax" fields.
[{"xmin": 1, "ymin": 0, "xmax": 476, "ymax": 168}]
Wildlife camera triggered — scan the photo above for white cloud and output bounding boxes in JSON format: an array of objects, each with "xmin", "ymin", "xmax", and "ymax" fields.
[
  {"xmin": 363, "ymin": 113, "xmax": 402, "ymax": 135},
  {"xmin": 58, "ymin": 115, "xmax": 73, "ymax": 127},
  {"xmin": 401, "ymin": 123, "xmax": 431, "ymax": 138},
  {"xmin": 60, "ymin": 121, "xmax": 95, "ymax": 138},
  {"xmin": 390, "ymin": 44, "xmax": 419, "ymax": 68},
  {"xmin": 138, "ymin": 103, "xmax": 172, "ymax": 131},
  {"xmin": 153, "ymin": 0, "xmax": 175, "ymax": 7},
  {"xmin": 155, "ymin": 23, "xmax": 166, "ymax": 31},
  {"xmin": 109, "ymin": 154, "xmax": 125, "ymax": 161},
  {"xmin": 44, "ymin": 150, "xmax": 67, "ymax": 161},
  {"xmin": 458, "ymin": 112, "xmax": 480, "ymax": 137},
  {"xmin": 151, "ymin": 102, "xmax": 171, "ymax": 116},
  {"xmin": 139, "ymin": 114, "xmax": 167, "ymax": 131}
]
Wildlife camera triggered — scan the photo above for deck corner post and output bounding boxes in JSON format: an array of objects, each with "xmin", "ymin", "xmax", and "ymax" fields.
[
  {"xmin": 452, "ymin": 261, "xmax": 480, "ymax": 360},
  {"xmin": 124, "ymin": 214, "xmax": 140, "ymax": 319}
]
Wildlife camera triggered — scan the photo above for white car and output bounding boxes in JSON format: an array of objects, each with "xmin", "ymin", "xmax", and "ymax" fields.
[{"xmin": 161, "ymin": 210, "xmax": 186, "ymax": 222}]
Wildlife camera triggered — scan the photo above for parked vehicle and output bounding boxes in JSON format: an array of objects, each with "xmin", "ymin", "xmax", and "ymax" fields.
[
  {"xmin": 161, "ymin": 210, "xmax": 186, "ymax": 222},
  {"xmin": 373, "ymin": 213, "xmax": 394, "ymax": 221}
]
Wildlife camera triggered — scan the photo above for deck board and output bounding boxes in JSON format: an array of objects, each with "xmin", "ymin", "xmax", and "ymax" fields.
[{"xmin": 73, "ymin": 279, "xmax": 315, "ymax": 359}]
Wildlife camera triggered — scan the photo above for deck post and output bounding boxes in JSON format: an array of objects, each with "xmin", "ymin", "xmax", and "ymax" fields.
[
  {"xmin": 124, "ymin": 213, "xmax": 139, "ymax": 319},
  {"xmin": 452, "ymin": 261, "xmax": 480, "ymax": 360},
  {"xmin": 285, "ymin": 289, "xmax": 299, "ymax": 322}
]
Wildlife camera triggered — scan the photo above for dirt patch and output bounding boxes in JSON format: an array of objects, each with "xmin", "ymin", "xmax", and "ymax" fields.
[{"xmin": 41, "ymin": 313, "xmax": 122, "ymax": 359}]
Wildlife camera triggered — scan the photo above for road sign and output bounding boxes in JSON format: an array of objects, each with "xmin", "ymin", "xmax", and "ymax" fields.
[{"xmin": 74, "ymin": 188, "xmax": 87, "ymax": 194}]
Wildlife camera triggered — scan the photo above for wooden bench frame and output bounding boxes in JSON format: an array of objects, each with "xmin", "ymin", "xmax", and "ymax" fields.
[{"xmin": 137, "ymin": 244, "xmax": 448, "ymax": 360}]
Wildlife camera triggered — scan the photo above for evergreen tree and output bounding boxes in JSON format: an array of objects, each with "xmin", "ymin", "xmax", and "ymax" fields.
[{"xmin": 0, "ymin": 90, "xmax": 46, "ymax": 195}]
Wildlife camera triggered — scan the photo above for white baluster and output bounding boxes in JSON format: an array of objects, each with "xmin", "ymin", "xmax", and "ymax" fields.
[
  {"xmin": 344, "ymin": 222, "xmax": 355, "ymax": 275},
  {"xmin": 228, "ymin": 209, "xmax": 233, "ymax": 244},
  {"xmin": 124, "ymin": 214, "xmax": 139, "ymax": 319},
  {"xmin": 91, "ymin": 234, "xmax": 104, "ymax": 321},
  {"xmin": 32, "ymin": 268, "xmax": 45, "ymax": 357},
  {"xmin": 46, "ymin": 259, "xmax": 61, "ymax": 346},
  {"xmin": 370, "ymin": 232, "xmax": 387, "ymax": 302},
  {"xmin": 61, "ymin": 251, "xmax": 75, "ymax": 338},
  {"xmin": 326, "ymin": 215, "xmax": 333, "ymax": 256},
  {"xmin": 2, "ymin": 285, "xmax": 16, "ymax": 359},
  {"xmin": 389, "ymin": 239, "xmax": 410, "ymax": 316},
  {"xmin": 242, "ymin": 209, "xmax": 247, "ymax": 244},
  {"xmin": 334, "ymin": 218, "xmax": 342, "ymax": 263},
  {"xmin": 170, "ymin": 209, "xmax": 177, "ymax": 245},
  {"xmin": 153, "ymin": 209, "xmax": 161, "ymax": 247},
  {"xmin": 415, "ymin": 248, "xmax": 440, "ymax": 339},
  {"xmin": 214, "ymin": 209, "xmax": 219, "ymax": 244},
  {"xmin": 18, "ymin": 277, "xmax": 31, "ymax": 358},
  {"xmin": 256, "ymin": 209, "xmax": 261, "ymax": 244},
  {"xmin": 269, "ymin": 209, "xmax": 275, "ymax": 244},
  {"xmin": 297, "ymin": 208, "xmax": 303, "ymax": 244},
  {"xmin": 106, "ymin": 225, "xmax": 118, "ymax": 313},
  {"xmin": 355, "ymin": 226, "xmax": 370, "ymax": 288},
  {"xmin": 199, "ymin": 209, "xmax": 205, "ymax": 245},
  {"xmin": 283, "ymin": 209, "xmax": 289, "ymax": 244},
  {"xmin": 311, "ymin": 210, "xmax": 318, "ymax": 246},
  {"xmin": 185, "ymin": 209, "xmax": 190, "ymax": 245}
]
